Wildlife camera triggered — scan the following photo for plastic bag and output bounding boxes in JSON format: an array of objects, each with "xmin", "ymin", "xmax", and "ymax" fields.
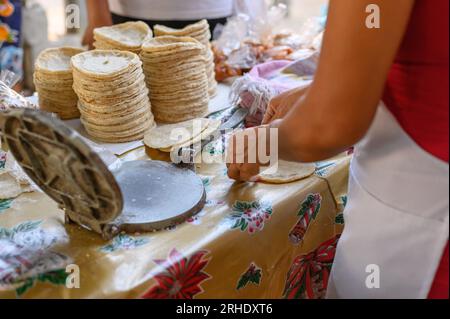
[
  {"xmin": 295, "ymin": 17, "xmax": 326, "ymax": 49},
  {"xmin": 213, "ymin": 1, "xmax": 325, "ymax": 82},
  {"xmin": 215, "ymin": 0, "xmax": 288, "ymax": 55},
  {"xmin": 0, "ymin": 70, "xmax": 34, "ymax": 111},
  {"xmin": 214, "ymin": 14, "xmax": 250, "ymax": 56},
  {"xmin": 0, "ymin": 70, "xmax": 40, "ymax": 198},
  {"xmin": 0, "ymin": 69, "xmax": 20, "ymax": 88}
]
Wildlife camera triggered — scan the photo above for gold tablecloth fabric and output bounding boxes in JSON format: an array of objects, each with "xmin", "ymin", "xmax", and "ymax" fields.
[{"xmin": 0, "ymin": 147, "xmax": 350, "ymax": 299}]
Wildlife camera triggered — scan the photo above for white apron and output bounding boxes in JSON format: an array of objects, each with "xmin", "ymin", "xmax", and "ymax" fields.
[{"xmin": 327, "ymin": 103, "xmax": 449, "ymax": 299}]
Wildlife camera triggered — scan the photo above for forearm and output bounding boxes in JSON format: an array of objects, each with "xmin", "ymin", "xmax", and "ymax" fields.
[
  {"xmin": 270, "ymin": 0, "xmax": 415, "ymax": 163},
  {"xmin": 273, "ymin": 96, "xmax": 361, "ymax": 163},
  {"xmin": 85, "ymin": 0, "xmax": 112, "ymax": 26}
]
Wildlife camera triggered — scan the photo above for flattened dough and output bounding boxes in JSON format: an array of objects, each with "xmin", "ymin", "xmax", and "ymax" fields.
[
  {"xmin": 94, "ymin": 21, "xmax": 152, "ymax": 48},
  {"xmin": 258, "ymin": 160, "xmax": 316, "ymax": 184},
  {"xmin": 153, "ymin": 20, "xmax": 208, "ymax": 37},
  {"xmin": 71, "ymin": 50, "xmax": 138, "ymax": 77},
  {"xmin": 160, "ymin": 119, "xmax": 221, "ymax": 152},
  {"xmin": 144, "ymin": 118, "xmax": 211, "ymax": 149},
  {"xmin": 35, "ymin": 47, "xmax": 84, "ymax": 73}
]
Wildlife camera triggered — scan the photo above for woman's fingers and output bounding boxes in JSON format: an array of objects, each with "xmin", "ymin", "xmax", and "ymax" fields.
[
  {"xmin": 262, "ymin": 92, "xmax": 289, "ymax": 125},
  {"xmin": 82, "ymin": 26, "xmax": 95, "ymax": 49},
  {"xmin": 226, "ymin": 127, "xmax": 266, "ymax": 181},
  {"xmin": 262, "ymin": 102, "xmax": 276, "ymax": 125},
  {"xmin": 227, "ymin": 163, "xmax": 260, "ymax": 182},
  {"xmin": 227, "ymin": 163, "xmax": 241, "ymax": 181},
  {"xmin": 262, "ymin": 86, "xmax": 311, "ymax": 125},
  {"xmin": 239, "ymin": 163, "xmax": 260, "ymax": 181},
  {"xmin": 261, "ymin": 110, "xmax": 273, "ymax": 125}
]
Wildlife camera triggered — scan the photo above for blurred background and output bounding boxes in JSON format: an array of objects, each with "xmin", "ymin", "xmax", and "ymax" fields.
[
  {"xmin": 1, "ymin": 0, "xmax": 327, "ymax": 91},
  {"xmin": 34, "ymin": 0, "xmax": 327, "ymax": 40}
]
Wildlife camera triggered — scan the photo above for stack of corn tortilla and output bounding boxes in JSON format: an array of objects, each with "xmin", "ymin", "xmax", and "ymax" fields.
[
  {"xmin": 154, "ymin": 20, "xmax": 217, "ymax": 97},
  {"xmin": 34, "ymin": 47, "xmax": 84, "ymax": 120},
  {"xmin": 71, "ymin": 50, "xmax": 155, "ymax": 143},
  {"xmin": 140, "ymin": 36, "xmax": 209, "ymax": 123},
  {"xmin": 93, "ymin": 21, "xmax": 152, "ymax": 54}
]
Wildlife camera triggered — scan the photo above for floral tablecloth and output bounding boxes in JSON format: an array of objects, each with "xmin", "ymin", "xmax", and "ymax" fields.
[{"xmin": 0, "ymin": 143, "xmax": 350, "ymax": 299}]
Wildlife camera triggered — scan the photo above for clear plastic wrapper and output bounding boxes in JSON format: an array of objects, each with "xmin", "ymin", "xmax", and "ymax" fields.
[
  {"xmin": 0, "ymin": 70, "xmax": 21, "ymax": 88},
  {"xmin": 214, "ymin": 14, "xmax": 250, "ymax": 56},
  {"xmin": 0, "ymin": 72, "xmax": 40, "ymax": 197},
  {"xmin": 215, "ymin": 0, "xmax": 288, "ymax": 55},
  {"xmin": 294, "ymin": 17, "xmax": 326, "ymax": 49},
  {"xmin": 213, "ymin": 1, "xmax": 325, "ymax": 82},
  {"xmin": 226, "ymin": 44, "xmax": 258, "ymax": 69},
  {"xmin": 0, "ymin": 70, "xmax": 35, "ymax": 111}
]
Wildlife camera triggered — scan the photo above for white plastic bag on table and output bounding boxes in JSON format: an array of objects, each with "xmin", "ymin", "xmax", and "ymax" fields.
[
  {"xmin": 0, "ymin": 71, "xmax": 40, "ymax": 198},
  {"xmin": 0, "ymin": 71, "xmax": 33, "ymax": 111},
  {"xmin": 0, "ymin": 70, "xmax": 21, "ymax": 88}
]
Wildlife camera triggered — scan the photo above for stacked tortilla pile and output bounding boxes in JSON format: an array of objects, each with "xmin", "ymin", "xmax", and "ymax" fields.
[
  {"xmin": 93, "ymin": 21, "xmax": 152, "ymax": 54},
  {"xmin": 154, "ymin": 20, "xmax": 217, "ymax": 97},
  {"xmin": 71, "ymin": 50, "xmax": 155, "ymax": 143},
  {"xmin": 34, "ymin": 47, "xmax": 84, "ymax": 120},
  {"xmin": 140, "ymin": 36, "xmax": 209, "ymax": 123}
]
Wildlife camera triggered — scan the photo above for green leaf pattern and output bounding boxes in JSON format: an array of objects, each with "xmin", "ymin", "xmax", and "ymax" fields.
[
  {"xmin": 0, "ymin": 199, "xmax": 13, "ymax": 214},
  {"xmin": 229, "ymin": 201, "xmax": 273, "ymax": 234},
  {"xmin": 298, "ymin": 194, "xmax": 321, "ymax": 220},
  {"xmin": 0, "ymin": 152, "xmax": 6, "ymax": 169},
  {"xmin": 0, "ymin": 220, "xmax": 42, "ymax": 240},
  {"xmin": 315, "ymin": 161, "xmax": 336, "ymax": 177},
  {"xmin": 335, "ymin": 214, "xmax": 345, "ymax": 225},
  {"xmin": 335, "ymin": 196, "xmax": 347, "ymax": 225},
  {"xmin": 15, "ymin": 270, "xmax": 69, "ymax": 297},
  {"xmin": 237, "ymin": 263, "xmax": 262, "ymax": 290},
  {"xmin": 100, "ymin": 234, "xmax": 149, "ymax": 253}
]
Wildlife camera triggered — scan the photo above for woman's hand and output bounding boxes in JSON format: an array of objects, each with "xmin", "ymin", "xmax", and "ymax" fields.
[
  {"xmin": 226, "ymin": 125, "xmax": 277, "ymax": 182},
  {"xmin": 82, "ymin": 19, "xmax": 112, "ymax": 49},
  {"xmin": 82, "ymin": 24, "xmax": 96, "ymax": 49},
  {"xmin": 83, "ymin": 0, "xmax": 112, "ymax": 49},
  {"xmin": 262, "ymin": 85, "xmax": 309, "ymax": 125}
]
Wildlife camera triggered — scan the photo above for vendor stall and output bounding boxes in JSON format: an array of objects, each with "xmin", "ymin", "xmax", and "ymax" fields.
[{"xmin": 0, "ymin": 2, "xmax": 351, "ymax": 299}]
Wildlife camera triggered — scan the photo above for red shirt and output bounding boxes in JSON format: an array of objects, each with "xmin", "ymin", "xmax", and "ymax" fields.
[
  {"xmin": 383, "ymin": 0, "xmax": 449, "ymax": 299},
  {"xmin": 383, "ymin": 0, "xmax": 449, "ymax": 163}
]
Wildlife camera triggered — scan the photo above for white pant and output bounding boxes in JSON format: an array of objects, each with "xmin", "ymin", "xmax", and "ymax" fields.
[{"xmin": 327, "ymin": 104, "xmax": 449, "ymax": 299}]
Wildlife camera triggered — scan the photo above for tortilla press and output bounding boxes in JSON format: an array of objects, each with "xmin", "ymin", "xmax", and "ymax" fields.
[{"xmin": 0, "ymin": 109, "xmax": 206, "ymax": 239}]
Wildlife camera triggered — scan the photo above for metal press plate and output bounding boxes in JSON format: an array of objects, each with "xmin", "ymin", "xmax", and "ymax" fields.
[
  {"xmin": 111, "ymin": 160, "xmax": 206, "ymax": 233},
  {"xmin": 0, "ymin": 109, "xmax": 123, "ymax": 227}
]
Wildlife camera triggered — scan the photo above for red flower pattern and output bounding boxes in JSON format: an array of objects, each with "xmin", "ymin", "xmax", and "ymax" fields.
[
  {"xmin": 142, "ymin": 249, "xmax": 211, "ymax": 299},
  {"xmin": 283, "ymin": 235, "xmax": 340, "ymax": 299}
]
